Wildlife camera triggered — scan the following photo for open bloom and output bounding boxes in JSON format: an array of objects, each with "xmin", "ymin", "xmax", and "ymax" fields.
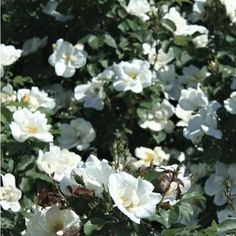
[
  {"xmin": 143, "ymin": 43, "xmax": 175, "ymax": 71},
  {"xmin": 9, "ymin": 108, "xmax": 53, "ymax": 142},
  {"xmin": 74, "ymin": 154, "xmax": 114, "ymax": 197},
  {"xmin": 0, "ymin": 173, "xmax": 22, "ymax": 212},
  {"xmin": 124, "ymin": 0, "xmax": 151, "ymax": 22},
  {"xmin": 219, "ymin": 0, "xmax": 236, "ymax": 24},
  {"xmin": 184, "ymin": 102, "xmax": 222, "ymax": 143},
  {"xmin": 163, "ymin": 7, "xmax": 209, "ymax": 37},
  {"xmin": 178, "ymin": 65, "xmax": 210, "ymax": 88},
  {"xmin": 175, "ymin": 104, "xmax": 193, "ymax": 127},
  {"xmin": 17, "ymin": 86, "xmax": 56, "ymax": 111},
  {"xmin": 0, "ymin": 84, "xmax": 17, "ymax": 111},
  {"xmin": 112, "ymin": 59, "xmax": 152, "ymax": 93},
  {"xmin": 134, "ymin": 146, "xmax": 170, "ymax": 168},
  {"xmin": 204, "ymin": 162, "xmax": 236, "ymax": 206},
  {"xmin": 24, "ymin": 205, "xmax": 80, "ymax": 236},
  {"xmin": 57, "ymin": 118, "xmax": 96, "ymax": 150},
  {"xmin": 48, "ymin": 38, "xmax": 87, "ymax": 78},
  {"xmin": 108, "ymin": 172, "xmax": 162, "ymax": 224},
  {"xmin": 178, "ymin": 85, "xmax": 209, "ymax": 111},
  {"xmin": 74, "ymin": 78, "xmax": 106, "ymax": 110},
  {"xmin": 37, "ymin": 144, "xmax": 82, "ymax": 182},
  {"xmin": 224, "ymin": 91, "xmax": 236, "ymax": 114},
  {"xmin": 140, "ymin": 99, "xmax": 175, "ymax": 133},
  {"xmin": 22, "ymin": 37, "xmax": 48, "ymax": 56},
  {"xmin": 0, "ymin": 44, "xmax": 22, "ymax": 78},
  {"xmin": 156, "ymin": 65, "xmax": 182, "ymax": 100}
]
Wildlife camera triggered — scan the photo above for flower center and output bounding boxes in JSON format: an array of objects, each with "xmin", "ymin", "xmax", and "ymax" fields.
[
  {"xmin": 25, "ymin": 126, "xmax": 38, "ymax": 134},
  {"xmin": 22, "ymin": 95, "xmax": 30, "ymax": 104},
  {"xmin": 50, "ymin": 221, "xmax": 64, "ymax": 234},
  {"xmin": 0, "ymin": 186, "xmax": 20, "ymax": 202}
]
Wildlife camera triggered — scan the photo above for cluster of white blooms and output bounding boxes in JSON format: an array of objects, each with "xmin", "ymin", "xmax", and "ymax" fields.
[
  {"xmin": 57, "ymin": 118, "xmax": 96, "ymax": 150},
  {"xmin": 112, "ymin": 59, "xmax": 153, "ymax": 93},
  {"xmin": 48, "ymin": 38, "xmax": 87, "ymax": 78},
  {"xmin": 59, "ymin": 154, "xmax": 166, "ymax": 224},
  {"xmin": 140, "ymin": 99, "xmax": 175, "ymax": 133},
  {"xmin": 0, "ymin": 173, "xmax": 22, "ymax": 212},
  {"xmin": 0, "ymin": 44, "xmax": 22, "ymax": 78},
  {"xmin": 177, "ymin": 85, "xmax": 222, "ymax": 143}
]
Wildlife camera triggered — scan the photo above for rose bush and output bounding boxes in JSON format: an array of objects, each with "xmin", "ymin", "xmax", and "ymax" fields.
[{"xmin": 1, "ymin": 0, "xmax": 236, "ymax": 235}]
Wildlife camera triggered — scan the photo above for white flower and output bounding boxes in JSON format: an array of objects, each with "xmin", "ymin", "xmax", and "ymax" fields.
[
  {"xmin": 74, "ymin": 78, "xmax": 105, "ymax": 110},
  {"xmin": 24, "ymin": 205, "xmax": 80, "ymax": 236},
  {"xmin": 140, "ymin": 99, "xmax": 175, "ymax": 133},
  {"xmin": 74, "ymin": 154, "xmax": 114, "ymax": 197},
  {"xmin": 57, "ymin": 118, "xmax": 96, "ymax": 150},
  {"xmin": 124, "ymin": 0, "xmax": 151, "ymax": 22},
  {"xmin": 191, "ymin": 0, "xmax": 206, "ymax": 21},
  {"xmin": 184, "ymin": 102, "xmax": 222, "ymax": 143},
  {"xmin": 112, "ymin": 59, "xmax": 152, "ymax": 93},
  {"xmin": 44, "ymin": 83, "xmax": 73, "ymax": 109},
  {"xmin": 217, "ymin": 199, "xmax": 236, "ymax": 223},
  {"xmin": 43, "ymin": 0, "xmax": 74, "ymax": 22},
  {"xmin": 0, "ymin": 44, "xmax": 22, "ymax": 78},
  {"xmin": 134, "ymin": 146, "xmax": 170, "ymax": 168},
  {"xmin": 9, "ymin": 108, "xmax": 53, "ymax": 142},
  {"xmin": 155, "ymin": 165, "xmax": 191, "ymax": 205},
  {"xmin": 156, "ymin": 65, "xmax": 182, "ymax": 100},
  {"xmin": 219, "ymin": 0, "xmax": 236, "ymax": 24},
  {"xmin": 224, "ymin": 91, "xmax": 236, "ymax": 114},
  {"xmin": 48, "ymin": 39, "xmax": 87, "ymax": 78},
  {"xmin": 192, "ymin": 34, "xmax": 209, "ymax": 48},
  {"xmin": 0, "ymin": 173, "xmax": 22, "ymax": 212},
  {"xmin": 143, "ymin": 42, "xmax": 174, "ymax": 71},
  {"xmin": 0, "ymin": 84, "xmax": 17, "ymax": 111},
  {"xmin": 189, "ymin": 162, "xmax": 210, "ymax": 181},
  {"xmin": 178, "ymin": 84, "xmax": 209, "ymax": 111},
  {"xmin": 204, "ymin": 162, "xmax": 236, "ymax": 206},
  {"xmin": 175, "ymin": 105, "xmax": 193, "ymax": 127},
  {"xmin": 231, "ymin": 78, "xmax": 236, "ymax": 90},
  {"xmin": 22, "ymin": 37, "xmax": 48, "ymax": 56},
  {"xmin": 178, "ymin": 65, "xmax": 210, "ymax": 88},
  {"xmin": 163, "ymin": 7, "xmax": 208, "ymax": 37},
  {"xmin": 108, "ymin": 172, "xmax": 162, "ymax": 224},
  {"xmin": 37, "ymin": 144, "xmax": 82, "ymax": 182},
  {"xmin": 17, "ymin": 86, "xmax": 56, "ymax": 111}
]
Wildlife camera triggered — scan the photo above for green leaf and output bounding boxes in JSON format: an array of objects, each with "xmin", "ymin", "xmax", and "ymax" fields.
[
  {"xmin": 150, "ymin": 210, "xmax": 170, "ymax": 229},
  {"xmin": 174, "ymin": 36, "xmax": 189, "ymax": 46},
  {"xmin": 1, "ymin": 106, "xmax": 12, "ymax": 124},
  {"xmin": 84, "ymin": 218, "xmax": 106, "ymax": 235},
  {"xmin": 104, "ymin": 34, "xmax": 117, "ymax": 48},
  {"xmin": 217, "ymin": 218, "xmax": 236, "ymax": 234},
  {"xmin": 153, "ymin": 132, "xmax": 166, "ymax": 144},
  {"xmin": 13, "ymin": 75, "xmax": 33, "ymax": 86},
  {"xmin": 161, "ymin": 19, "xmax": 176, "ymax": 33},
  {"xmin": 88, "ymin": 35, "xmax": 104, "ymax": 49}
]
